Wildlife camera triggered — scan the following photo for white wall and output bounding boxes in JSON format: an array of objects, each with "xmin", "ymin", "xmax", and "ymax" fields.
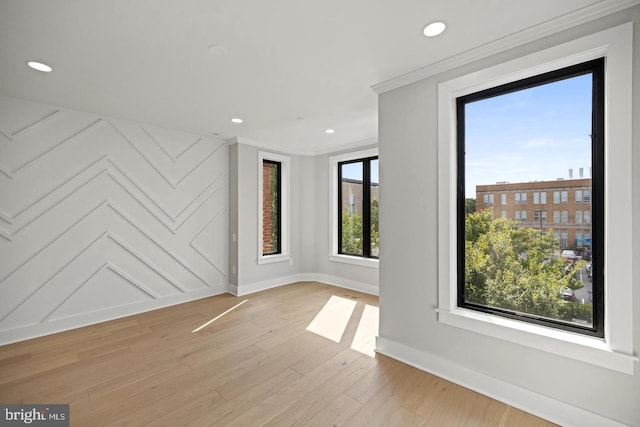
[
  {"xmin": 228, "ymin": 142, "xmax": 307, "ymax": 295},
  {"xmin": 228, "ymin": 142, "xmax": 380, "ymax": 296},
  {"xmin": 312, "ymin": 152, "xmax": 380, "ymax": 294},
  {"xmin": 377, "ymin": 8, "xmax": 639, "ymax": 427},
  {"xmin": 0, "ymin": 96, "xmax": 228, "ymax": 344}
]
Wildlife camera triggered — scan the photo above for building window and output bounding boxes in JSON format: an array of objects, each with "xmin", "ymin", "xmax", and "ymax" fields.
[
  {"xmin": 533, "ymin": 210, "xmax": 546, "ymax": 225},
  {"xmin": 258, "ymin": 151, "xmax": 290, "ymax": 264},
  {"xmin": 561, "ymin": 191, "xmax": 568, "ymax": 204},
  {"xmin": 584, "ymin": 190, "xmax": 591, "ymax": 203},
  {"xmin": 576, "ymin": 190, "xmax": 583, "ymax": 203},
  {"xmin": 501, "ymin": 210, "xmax": 507, "ymax": 218},
  {"xmin": 575, "ymin": 210, "xmax": 583, "ymax": 224},
  {"xmin": 456, "ymin": 58, "xmax": 604, "ymax": 337},
  {"xmin": 584, "ymin": 210, "xmax": 591, "ymax": 224},
  {"xmin": 483, "ymin": 193, "xmax": 494, "ymax": 205},
  {"xmin": 330, "ymin": 148, "xmax": 379, "ymax": 267},
  {"xmin": 576, "ymin": 230, "xmax": 583, "ymax": 247},
  {"xmin": 533, "ymin": 192, "xmax": 539, "ymax": 204},
  {"xmin": 540, "ymin": 192, "xmax": 547, "ymax": 204},
  {"xmin": 501, "ymin": 193, "xmax": 507, "ymax": 205}
]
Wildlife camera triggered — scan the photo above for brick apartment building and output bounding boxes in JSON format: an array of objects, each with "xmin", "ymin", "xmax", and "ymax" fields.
[
  {"xmin": 341, "ymin": 178, "xmax": 380, "ymax": 215},
  {"xmin": 476, "ymin": 178, "xmax": 592, "ymax": 250}
]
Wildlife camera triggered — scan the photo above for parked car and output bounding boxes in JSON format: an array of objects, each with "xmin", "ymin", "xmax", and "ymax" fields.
[
  {"xmin": 560, "ymin": 250, "xmax": 578, "ymax": 263},
  {"xmin": 560, "ymin": 288, "xmax": 577, "ymax": 302}
]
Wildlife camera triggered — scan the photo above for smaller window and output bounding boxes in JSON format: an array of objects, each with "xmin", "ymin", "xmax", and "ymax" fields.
[
  {"xmin": 521, "ymin": 210, "xmax": 527, "ymax": 222},
  {"xmin": 584, "ymin": 211, "xmax": 591, "ymax": 224},
  {"xmin": 553, "ymin": 210, "xmax": 560, "ymax": 223},
  {"xmin": 575, "ymin": 190, "xmax": 583, "ymax": 204},
  {"xmin": 553, "ymin": 191, "xmax": 560, "ymax": 204},
  {"xmin": 520, "ymin": 193, "xmax": 527, "ymax": 205},
  {"xmin": 262, "ymin": 160, "xmax": 281, "ymax": 255},
  {"xmin": 561, "ymin": 191, "xmax": 568, "ymax": 204},
  {"xmin": 541, "ymin": 211, "xmax": 547, "ymax": 223},
  {"xmin": 561, "ymin": 210, "xmax": 568, "ymax": 224},
  {"xmin": 576, "ymin": 230, "xmax": 583, "ymax": 247},
  {"xmin": 515, "ymin": 193, "xmax": 520, "ymax": 205},
  {"xmin": 483, "ymin": 194, "xmax": 489, "ymax": 204},
  {"xmin": 584, "ymin": 190, "xmax": 591, "ymax": 203},
  {"xmin": 575, "ymin": 211, "xmax": 582, "ymax": 224},
  {"xmin": 533, "ymin": 192, "xmax": 539, "ymax": 205},
  {"xmin": 501, "ymin": 210, "xmax": 507, "ymax": 218},
  {"xmin": 258, "ymin": 151, "xmax": 290, "ymax": 263},
  {"xmin": 501, "ymin": 193, "xmax": 507, "ymax": 205},
  {"xmin": 560, "ymin": 230, "xmax": 568, "ymax": 247},
  {"xmin": 514, "ymin": 211, "xmax": 520, "ymax": 221},
  {"xmin": 540, "ymin": 192, "xmax": 547, "ymax": 204},
  {"xmin": 488, "ymin": 194, "xmax": 494, "ymax": 205}
]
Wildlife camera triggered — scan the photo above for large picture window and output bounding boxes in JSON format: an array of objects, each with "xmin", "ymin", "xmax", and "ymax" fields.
[
  {"xmin": 457, "ymin": 59, "xmax": 604, "ymax": 337},
  {"xmin": 338, "ymin": 157, "xmax": 379, "ymax": 258}
]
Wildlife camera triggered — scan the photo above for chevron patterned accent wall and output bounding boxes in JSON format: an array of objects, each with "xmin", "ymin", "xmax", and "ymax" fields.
[{"xmin": 0, "ymin": 96, "xmax": 228, "ymax": 344}]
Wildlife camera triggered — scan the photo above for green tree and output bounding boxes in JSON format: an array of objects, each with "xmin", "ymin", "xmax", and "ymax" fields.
[
  {"xmin": 341, "ymin": 208, "xmax": 363, "ymax": 255},
  {"xmin": 465, "ymin": 198, "xmax": 476, "ymax": 215},
  {"xmin": 465, "ymin": 210, "xmax": 585, "ymax": 320}
]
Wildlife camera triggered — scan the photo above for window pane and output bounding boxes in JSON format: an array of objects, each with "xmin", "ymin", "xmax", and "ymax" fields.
[
  {"xmin": 262, "ymin": 160, "xmax": 281, "ymax": 255},
  {"xmin": 461, "ymin": 64, "xmax": 600, "ymax": 333},
  {"xmin": 370, "ymin": 159, "xmax": 379, "ymax": 257},
  {"xmin": 340, "ymin": 161, "xmax": 364, "ymax": 256}
]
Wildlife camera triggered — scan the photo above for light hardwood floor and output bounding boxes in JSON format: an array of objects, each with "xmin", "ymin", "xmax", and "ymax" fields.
[{"xmin": 0, "ymin": 282, "xmax": 556, "ymax": 426}]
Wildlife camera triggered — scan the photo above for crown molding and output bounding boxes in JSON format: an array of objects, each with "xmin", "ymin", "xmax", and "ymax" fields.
[{"xmin": 372, "ymin": 0, "xmax": 640, "ymax": 94}]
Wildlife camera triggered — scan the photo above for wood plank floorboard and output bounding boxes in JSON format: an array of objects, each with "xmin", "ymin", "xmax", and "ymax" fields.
[{"xmin": 0, "ymin": 281, "xmax": 556, "ymax": 426}]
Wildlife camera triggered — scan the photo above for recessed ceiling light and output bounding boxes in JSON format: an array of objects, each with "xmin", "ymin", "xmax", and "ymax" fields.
[
  {"xmin": 325, "ymin": 129, "xmax": 335, "ymax": 134},
  {"xmin": 231, "ymin": 118, "xmax": 243, "ymax": 124},
  {"xmin": 26, "ymin": 61, "xmax": 52, "ymax": 72},
  {"xmin": 423, "ymin": 21, "xmax": 446, "ymax": 37}
]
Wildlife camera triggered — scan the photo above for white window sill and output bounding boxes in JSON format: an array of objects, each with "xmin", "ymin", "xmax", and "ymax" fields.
[
  {"xmin": 329, "ymin": 254, "xmax": 379, "ymax": 268},
  {"xmin": 436, "ymin": 307, "xmax": 637, "ymax": 375},
  {"xmin": 257, "ymin": 254, "xmax": 292, "ymax": 265}
]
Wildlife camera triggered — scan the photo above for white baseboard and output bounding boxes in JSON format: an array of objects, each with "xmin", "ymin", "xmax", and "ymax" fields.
[
  {"xmin": 375, "ymin": 336, "xmax": 626, "ymax": 427},
  {"xmin": 0, "ymin": 285, "xmax": 227, "ymax": 346},
  {"xmin": 229, "ymin": 273, "xmax": 317, "ymax": 296},
  {"xmin": 227, "ymin": 273, "xmax": 379, "ymax": 297},
  {"xmin": 314, "ymin": 273, "xmax": 379, "ymax": 296}
]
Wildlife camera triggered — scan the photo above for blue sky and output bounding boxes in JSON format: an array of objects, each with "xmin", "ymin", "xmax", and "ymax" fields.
[
  {"xmin": 342, "ymin": 158, "xmax": 379, "ymax": 184},
  {"xmin": 464, "ymin": 74, "xmax": 592, "ymax": 198}
]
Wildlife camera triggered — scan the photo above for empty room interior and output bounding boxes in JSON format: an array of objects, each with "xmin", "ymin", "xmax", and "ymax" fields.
[{"xmin": 1, "ymin": 1, "xmax": 639, "ymax": 426}]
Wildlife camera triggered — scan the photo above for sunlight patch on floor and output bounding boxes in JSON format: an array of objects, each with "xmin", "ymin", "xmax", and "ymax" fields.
[
  {"xmin": 306, "ymin": 295, "xmax": 357, "ymax": 343},
  {"xmin": 350, "ymin": 304, "xmax": 379, "ymax": 357},
  {"xmin": 192, "ymin": 299, "xmax": 248, "ymax": 333}
]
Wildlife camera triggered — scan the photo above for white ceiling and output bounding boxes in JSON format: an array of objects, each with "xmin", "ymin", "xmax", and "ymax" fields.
[{"xmin": 0, "ymin": 0, "xmax": 635, "ymax": 154}]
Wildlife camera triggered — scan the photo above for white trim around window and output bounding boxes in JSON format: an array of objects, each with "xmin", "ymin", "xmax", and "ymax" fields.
[
  {"xmin": 329, "ymin": 147, "xmax": 379, "ymax": 268},
  {"xmin": 437, "ymin": 23, "xmax": 636, "ymax": 374},
  {"xmin": 257, "ymin": 151, "xmax": 291, "ymax": 265}
]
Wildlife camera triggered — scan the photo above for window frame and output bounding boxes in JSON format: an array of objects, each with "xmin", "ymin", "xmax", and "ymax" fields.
[
  {"xmin": 329, "ymin": 148, "xmax": 379, "ymax": 268},
  {"xmin": 456, "ymin": 57, "xmax": 604, "ymax": 336},
  {"xmin": 437, "ymin": 23, "xmax": 635, "ymax": 374},
  {"xmin": 257, "ymin": 151, "xmax": 291, "ymax": 264}
]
